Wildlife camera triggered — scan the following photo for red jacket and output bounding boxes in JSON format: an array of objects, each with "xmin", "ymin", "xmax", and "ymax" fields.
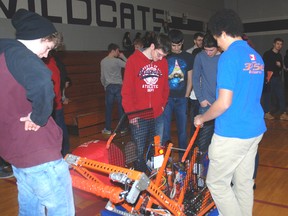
[
  {"xmin": 122, "ymin": 50, "xmax": 169, "ymax": 118},
  {"xmin": 44, "ymin": 56, "xmax": 62, "ymax": 110}
]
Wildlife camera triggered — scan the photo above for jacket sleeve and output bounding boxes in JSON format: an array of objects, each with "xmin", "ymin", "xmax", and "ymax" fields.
[
  {"xmin": 7, "ymin": 48, "xmax": 54, "ymax": 126},
  {"xmin": 192, "ymin": 54, "xmax": 204, "ymax": 103},
  {"xmin": 45, "ymin": 56, "xmax": 62, "ymax": 109},
  {"xmin": 121, "ymin": 57, "xmax": 135, "ymax": 113},
  {"xmin": 263, "ymin": 51, "xmax": 273, "ymax": 72},
  {"xmin": 161, "ymin": 60, "xmax": 169, "ymax": 108},
  {"xmin": 117, "ymin": 58, "xmax": 126, "ymax": 68}
]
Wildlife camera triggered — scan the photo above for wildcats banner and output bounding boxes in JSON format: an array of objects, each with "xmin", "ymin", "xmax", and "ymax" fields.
[{"xmin": 0, "ymin": 0, "xmax": 203, "ymax": 32}]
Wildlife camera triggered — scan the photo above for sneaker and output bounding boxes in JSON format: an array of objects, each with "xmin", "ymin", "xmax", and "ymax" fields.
[
  {"xmin": 101, "ymin": 128, "xmax": 112, "ymax": 135},
  {"xmin": 280, "ymin": 112, "xmax": 288, "ymax": 120},
  {"xmin": 0, "ymin": 165, "xmax": 14, "ymax": 179},
  {"xmin": 264, "ymin": 112, "xmax": 274, "ymax": 120}
]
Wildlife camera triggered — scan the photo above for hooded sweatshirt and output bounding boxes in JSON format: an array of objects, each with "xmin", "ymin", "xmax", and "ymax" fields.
[
  {"xmin": 0, "ymin": 39, "xmax": 62, "ymax": 168},
  {"xmin": 121, "ymin": 49, "xmax": 169, "ymax": 118}
]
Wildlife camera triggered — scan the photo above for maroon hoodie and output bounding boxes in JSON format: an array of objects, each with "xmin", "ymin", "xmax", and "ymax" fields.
[{"xmin": 0, "ymin": 39, "xmax": 62, "ymax": 168}]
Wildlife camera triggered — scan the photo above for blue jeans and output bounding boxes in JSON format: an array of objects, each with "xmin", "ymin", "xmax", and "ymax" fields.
[
  {"xmin": 262, "ymin": 76, "xmax": 286, "ymax": 113},
  {"xmin": 130, "ymin": 114, "xmax": 164, "ymax": 172},
  {"xmin": 196, "ymin": 105, "xmax": 214, "ymax": 152},
  {"xmin": 105, "ymin": 84, "xmax": 124, "ymax": 131},
  {"xmin": 12, "ymin": 159, "xmax": 75, "ymax": 216},
  {"xmin": 163, "ymin": 97, "xmax": 188, "ymax": 157},
  {"xmin": 189, "ymin": 99, "xmax": 200, "ymax": 137},
  {"xmin": 53, "ymin": 108, "xmax": 70, "ymax": 157}
]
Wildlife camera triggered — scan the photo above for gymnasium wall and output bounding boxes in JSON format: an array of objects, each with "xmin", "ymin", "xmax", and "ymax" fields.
[
  {"xmin": 225, "ymin": 0, "xmax": 288, "ymax": 55},
  {"xmin": 0, "ymin": 0, "xmax": 288, "ymax": 55},
  {"xmin": 0, "ymin": 0, "xmax": 224, "ymax": 50}
]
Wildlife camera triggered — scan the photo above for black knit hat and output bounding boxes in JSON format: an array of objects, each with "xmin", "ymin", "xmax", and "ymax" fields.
[{"xmin": 12, "ymin": 9, "xmax": 57, "ymax": 40}]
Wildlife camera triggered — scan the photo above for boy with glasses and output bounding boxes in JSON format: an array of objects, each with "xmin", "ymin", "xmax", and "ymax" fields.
[{"xmin": 121, "ymin": 34, "xmax": 171, "ymax": 172}]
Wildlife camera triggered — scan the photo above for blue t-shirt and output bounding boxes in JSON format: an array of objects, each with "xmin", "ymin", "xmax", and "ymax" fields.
[
  {"xmin": 215, "ymin": 40, "xmax": 266, "ymax": 138},
  {"xmin": 167, "ymin": 51, "xmax": 193, "ymax": 97}
]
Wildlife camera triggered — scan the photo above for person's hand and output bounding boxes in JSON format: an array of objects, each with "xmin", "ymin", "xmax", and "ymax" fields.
[
  {"xmin": 65, "ymin": 81, "xmax": 70, "ymax": 88},
  {"xmin": 119, "ymin": 52, "xmax": 126, "ymax": 60},
  {"xmin": 62, "ymin": 98, "xmax": 71, "ymax": 105},
  {"xmin": 276, "ymin": 61, "xmax": 281, "ymax": 67},
  {"xmin": 20, "ymin": 113, "xmax": 40, "ymax": 131},
  {"xmin": 194, "ymin": 114, "xmax": 204, "ymax": 128},
  {"xmin": 200, "ymin": 100, "xmax": 211, "ymax": 108},
  {"xmin": 129, "ymin": 117, "xmax": 139, "ymax": 128}
]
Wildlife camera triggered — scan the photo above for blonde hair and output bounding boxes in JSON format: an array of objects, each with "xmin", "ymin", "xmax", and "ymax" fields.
[{"xmin": 42, "ymin": 32, "xmax": 63, "ymax": 49}]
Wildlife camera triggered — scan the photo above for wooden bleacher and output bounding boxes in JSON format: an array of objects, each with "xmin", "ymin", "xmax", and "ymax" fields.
[{"xmin": 57, "ymin": 51, "xmax": 125, "ymax": 137}]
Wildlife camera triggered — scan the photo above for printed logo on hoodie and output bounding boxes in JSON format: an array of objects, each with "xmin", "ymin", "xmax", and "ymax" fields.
[{"xmin": 138, "ymin": 63, "xmax": 163, "ymax": 92}]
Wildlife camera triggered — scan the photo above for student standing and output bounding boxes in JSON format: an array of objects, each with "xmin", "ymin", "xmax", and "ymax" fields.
[
  {"xmin": 101, "ymin": 43, "xmax": 127, "ymax": 134},
  {"xmin": 186, "ymin": 32, "xmax": 204, "ymax": 137},
  {"xmin": 194, "ymin": 9, "xmax": 266, "ymax": 216},
  {"xmin": 0, "ymin": 9, "xmax": 75, "ymax": 215},
  {"xmin": 186, "ymin": 32, "xmax": 204, "ymax": 54},
  {"xmin": 44, "ymin": 54, "xmax": 71, "ymax": 157},
  {"xmin": 192, "ymin": 32, "xmax": 221, "ymax": 152},
  {"xmin": 163, "ymin": 29, "xmax": 193, "ymax": 158},
  {"xmin": 262, "ymin": 38, "xmax": 288, "ymax": 120},
  {"xmin": 121, "ymin": 34, "xmax": 170, "ymax": 172}
]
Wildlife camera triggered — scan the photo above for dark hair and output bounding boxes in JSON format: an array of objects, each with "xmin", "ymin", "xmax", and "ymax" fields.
[
  {"xmin": 134, "ymin": 32, "xmax": 142, "ymax": 40},
  {"xmin": 242, "ymin": 33, "xmax": 248, "ymax": 41},
  {"xmin": 123, "ymin": 32, "xmax": 130, "ymax": 39},
  {"xmin": 208, "ymin": 9, "xmax": 243, "ymax": 37},
  {"xmin": 273, "ymin": 37, "xmax": 284, "ymax": 43},
  {"xmin": 203, "ymin": 32, "xmax": 217, "ymax": 48},
  {"xmin": 168, "ymin": 29, "xmax": 184, "ymax": 44},
  {"xmin": 133, "ymin": 38, "xmax": 143, "ymax": 46},
  {"xmin": 152, "ymin": 33, "xmax": 171, "ymax": 54},
  {"xmin": 192, "ymin": 47, "xmax": 202, "ymax": 57},
  {"xmin": 193, "ymin": 32, "xmax": 204, "ymax": 40},
  {"xmin": 107, "ymin": 43, "xmax": 119, "ymax": 52}
]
